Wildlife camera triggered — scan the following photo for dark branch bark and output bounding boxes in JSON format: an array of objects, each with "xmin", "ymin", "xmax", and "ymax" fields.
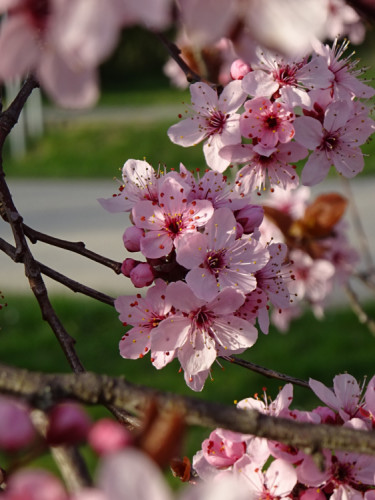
[
  {"xmin": 1, "ymin": 363, "xmax": 375, "ymax": 457},
  {"xmin": 155, "ymin": 32, "xmax": 202, "ymax": 84}
]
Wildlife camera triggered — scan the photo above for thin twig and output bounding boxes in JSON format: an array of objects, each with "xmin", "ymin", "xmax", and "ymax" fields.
[
  {"xmin": 344, "ymin": 282, "xmax": 375, "ymax": 335},
  {"xmin": 22, "ymin": 224, "xmax": 122, "ymax": 275},
  {"xmin": 222, "ymin": 356, "xmax": 309, "ymax": 388},
  {"xmin": 0, "ymin": 237, "xmax": 116, "ymax": 305},
  {"xmin": 155, "ymin": 32, "xmax": 202, "ymax": 84},
  {"xmin": 1, "ymin": 363, "xmax": 375, "ymax": 457}
]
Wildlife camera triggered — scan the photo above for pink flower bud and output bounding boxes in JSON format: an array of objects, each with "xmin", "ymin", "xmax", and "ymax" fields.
[
  {"xmin": 88, "ymin": 418, "xmax": 133, "ymax": 455},
  {"xmin": 230, "ymin": 59, "xmax": 251, "ymax": 80},
  {"xmin": 123, "ymin": 226, "xmax": 145, "ymax": 252},
  {"xmin": 47, "ymin": 403, "xmax": 91, "ymax": 446},
  {"xmin": 121, "ymin": 258, "xmax": 139, "ymax": 277},
  {"xmin": 130, "ymin": 263, "xmax": 155, "ymax": 288},
  {"xmin": 236, "ymin": 205, "xmax": 264, "ymax": 234},
  {"xmin": 0, "ymin": 397, "xmax": 35, "ymax": 451}
]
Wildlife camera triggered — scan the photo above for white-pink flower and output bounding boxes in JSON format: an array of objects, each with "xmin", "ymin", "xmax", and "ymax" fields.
[
  {"xmin": 151, "ymin": 281, "xmax": 257, "ymax": 390},
  {"xmin": 0, "ymin": 0, "xmax": 104, "ymax": 108},
  {"xmin": 309, "ymin": 374, "xmax": 363, "ymax": 422},
  {"xmin": 294, "ymin": 99, "xmax": 375, "ymax": 185},
  {"xmin": 98, "ymin": 159, "xmax": 160, "ymax": 213},
  {"xmin": 168, "ymin": 81, "xmax": 247, "ymax": 172},
  {"xmin": 175, "ymin": 207, "xmax": 269, "ymax": 301},
  {"xmin": 115, "ymin": 280, "xmax": 173, "ymax": 365},
  {"xmin": 234, "ymin": 455, "xmax": 297, "ymax": 500},
  {"xmin": 241, "ymin": 49, "xmax": 333, "ymax": 109},
  {"xmin": 222, "ymin": 141, "xmax": 307, "ymax": 194}
]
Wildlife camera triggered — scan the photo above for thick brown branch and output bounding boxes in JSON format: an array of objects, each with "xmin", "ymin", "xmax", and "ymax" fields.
[{"xmin": 1, "ymin": 363, "xmax": 375, "ymax": 457}]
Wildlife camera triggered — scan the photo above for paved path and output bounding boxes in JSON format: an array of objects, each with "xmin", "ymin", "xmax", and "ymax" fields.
[{"xmin": 1, "ymin": 177, "xmax": 375, "ymax": 306}]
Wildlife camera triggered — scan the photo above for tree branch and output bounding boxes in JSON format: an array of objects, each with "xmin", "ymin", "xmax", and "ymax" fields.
[
  {"xmin": 222, "ymin": 356, "xmax": 309, "ymax": 388},
  {"xmin": 22, "ymin": 223, "xmax": 122, "ymax": 275},
  {"xmin": 0, "ymin": 363, "xmax": 375, "ymax": 457},
  {"xmin": 155, "ymin": 32, "xmax": 202, "ymax": 84}
]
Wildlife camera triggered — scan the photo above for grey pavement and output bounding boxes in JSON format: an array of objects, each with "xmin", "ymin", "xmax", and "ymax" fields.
[{"xmin": 1, "ymin": 177, "xmax": 375, "ymax": 306}]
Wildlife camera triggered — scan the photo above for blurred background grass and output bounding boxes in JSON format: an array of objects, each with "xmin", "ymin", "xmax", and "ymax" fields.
[{"xmin": 1, "ymin": 26, "xmax": 375, "ymax": 475}]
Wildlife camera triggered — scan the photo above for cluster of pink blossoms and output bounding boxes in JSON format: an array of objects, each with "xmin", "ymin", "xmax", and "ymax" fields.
[
  {"xmin": 258, "ymin": 186, "xmax": 359, "ymax": 331},
  {"xmin": 168, "ymin": 39, "xmax": 375, "ymax": 188},
  {"xmin": 99, "ymin": 159, "xmax": 294, "ymax": 391},
  {"xmin": 193, "ymin": 373, "xmax": 375, "ymax": 500}
]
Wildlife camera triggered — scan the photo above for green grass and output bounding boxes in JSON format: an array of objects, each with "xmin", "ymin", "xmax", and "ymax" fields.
[
  {"xmin": 3, "ymin": 119, "xmax": 209, "ymax": 178},
  {"xmin": 2, "ymin": 295, "xmax": 375, "ymax": 428}
]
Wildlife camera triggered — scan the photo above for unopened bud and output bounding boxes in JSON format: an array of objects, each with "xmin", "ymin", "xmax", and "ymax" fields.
[
  {"xmin": 130, "ymin": 263, "xmax": 155, "ymax": 288},
  {"xmin": 47, "ymin": 403, "xmax": 91, "ymax": 446},
  {"xmin": 121, "ymin": 258, "xmax": 139, "ymax": 277},
  {"xmin": 88, "ymin": 418, "xmax": 133, "ymax": 456},
  {"xmin": 123, "ymin": 226, "xmax": 145, "ymax": 252},
  {"xmin": 230, "ymin": 59, "xmax": 251, "ymax": 80},
  {"xmin": 0, "ymin": 397, "xmax": 35, "ymax": 451}
]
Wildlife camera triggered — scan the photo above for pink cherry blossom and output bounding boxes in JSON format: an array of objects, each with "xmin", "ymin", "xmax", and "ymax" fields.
[
  {"xmin": 151, "ymin": 281, "xmax": 257, "ymax": 390},
  {"xmin": 309, "ymin": 374, "xmax": 363, "ymax": 422},
  {"xmin": 188, "ymin": 169, "xmax": 247, "ymax": 211},
  {"xmin": 288, "ymin": 249, "xmax": 335, "ymax": 304},
  {"xmin": 235, "ymin": 288, "xmax": 269, "ymax": 334},
  {"xmin": 313, "ymin": 38, "xmax": 375, "ymax": 102},
  {"xmin": 132, "ymin": 176, "xmax": 214, "ymax": 259},
  {"xmin": 254, "ymin": 243, "xmax": 292, "ymax": 310},
  {"xmin": 115, "ymin": 279, "xmax": 173, "ymax": 363},
  {"xmin": 200, "ymin": 428, "xmax": 247, "ymax": 469},
  {"xmin": 240, "ymin": 97, "xmax": 295, "ymax": 155},
  {"xmin": 0, "ymin": 0, "xmax": 101, "ymax": 108},
  {"xmin": 175, "ymin": 207, "xmax": 269, "ymax": 301},
  {"xmin": 234, "ymin": 455, "xmax": 297, "ymax": 500},
  {"xmin": 323, "ymin": 0, "xmax": 365, "ymax": 44},
  {"xmin": 98, "ymin": 159, "xmax": 159, "ymax": 214},
  {"xmin": 168, "ymin": 81, "xmax": 247, "ymax": 172},
  {"xmin": 297, "ymin": 441, "xmax": 375, "ymax": 493},
  {"xmin": 237, "ymin": 384, "xmax": 294, "ymax": 417},
  {"xmin": 294, "ymin": 99, "xmax": 375, "ymax": 185},
  {"xmin": 222, "ymin": 141, "xmax": 307, "ymax": 194},
  {"xmin": 241, "ymin": 49, "xmax": 333, "ymax": 109}
]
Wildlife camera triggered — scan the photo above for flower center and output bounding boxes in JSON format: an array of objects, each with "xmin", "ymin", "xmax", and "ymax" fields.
[
  {"xmin": 206, "ymin": 111, "xmax": 227, "ymax": 136},
  {"xmin": 206, "ymin": 250, "xmax": 227, "ymax": 273},
  {"xmin": 274, "ymin": 64, "xmax": 298, "ymax": 87},
  {"xmin": 323, "ymin": 132, "xmax": 339, "ymax": 151},
  {"xmin": 266, "ymin": 115, "xmax": 279, "ymax": 130},
  {"xmin": 165, "ymin": 214, "xmax": 184, "ymax": 236},
  {"xmin": 192, "ymin": 307, "xmax": 215, "ymax": 329}
]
